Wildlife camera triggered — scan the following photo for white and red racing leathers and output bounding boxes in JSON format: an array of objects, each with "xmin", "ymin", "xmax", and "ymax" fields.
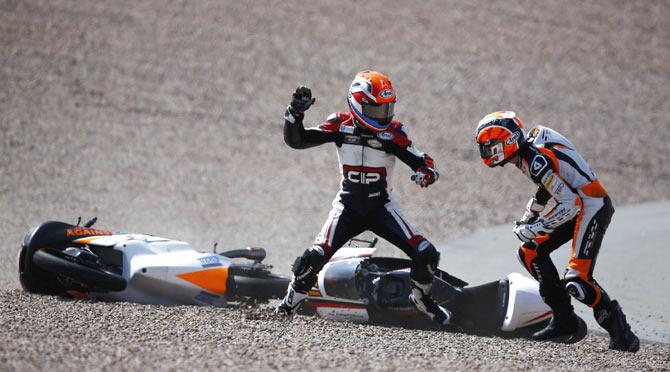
[
  {"xmin": 515, "ymin": 125, "xmax": 614, "ymax": 317},
  {"xmin": 283, "ymin": 111, "xmax": 440, "ymax": 294},
  {"xmin": 285, "ymin": 111, "xmax": 433, "ymax": 214}
]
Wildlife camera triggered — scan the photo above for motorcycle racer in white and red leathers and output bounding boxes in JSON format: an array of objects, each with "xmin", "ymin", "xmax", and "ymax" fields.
[
  {"xmin": 475, "ymin": 111, "xmax": 639, "ymax": 352},
  {"xmin": 275, "ymin": 71, "xmax": 451, "ymax": 326}
]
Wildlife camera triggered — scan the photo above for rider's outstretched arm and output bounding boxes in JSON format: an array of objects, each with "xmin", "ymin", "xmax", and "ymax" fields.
[
  {"xmin": 282, "ymin": 85, "xmax": 339, "ymax": 149},
  {"xmin": 283, "ymin": 110, "xmax": 338, "ymax": 149}
]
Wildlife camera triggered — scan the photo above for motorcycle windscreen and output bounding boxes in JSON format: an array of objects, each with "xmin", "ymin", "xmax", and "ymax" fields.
[{"xmin": 322, "ymin": 260, "xmax": 361, "ymax": 300}]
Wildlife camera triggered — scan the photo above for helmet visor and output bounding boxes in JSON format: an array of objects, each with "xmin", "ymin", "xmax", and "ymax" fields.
[
  {"xmin": 361, "ymin": 102, "xmax": 394, "ymax": 124},
  {"xmin": 478, "ymin": 140, "xmax": 503, "ymax": 159}
]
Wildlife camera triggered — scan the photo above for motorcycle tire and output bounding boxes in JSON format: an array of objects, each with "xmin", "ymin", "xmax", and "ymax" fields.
[
  {"xmin": 18, "ymin": 245, "xmax": 63, "ymax": 294},
  {"xmin": 33, "ymin": 249, "xmax": 127, "ymax": 292},
  {"xmin": 229, "ymin": 274, "xmax": 290, "ymax": 300}
]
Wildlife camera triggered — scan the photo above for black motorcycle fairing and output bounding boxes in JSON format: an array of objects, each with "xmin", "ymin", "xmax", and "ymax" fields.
[
  {"xmin": 20, "ymin": 221, "xmax": 78, "ymax": 293},
  {"xmin": 373, "ymin": 271, "xmax": 410, "ymax": 309},
  {"xmin": 33, "ymin": 249, "xmax": 126, "ymax": 291},
  {"xmin": 320, "ymin": 256, "xmax": 520, "ymax": 334},
  {"xmin": 359, "ymin": 257, "xmax": 469, "ymax": 288},
  {"xmin": 444, "ymin": 279, "xmax": 509, "ymax": 334},
  {"xmin": 354, "ymin": 257, "xmax": 465, "ymax": 307},
  {"xmin": 225, "ymin": 260, "xmax": 291, "ymax": 302},
  {"xmin": 19, "ymin": 220, "xmax": 122, "ymax": 294}
]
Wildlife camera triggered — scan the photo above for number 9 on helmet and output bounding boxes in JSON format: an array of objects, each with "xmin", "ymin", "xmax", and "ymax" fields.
[{"xmin": 475, "ymin": 111, "xmax": 526, "ymax": 167}]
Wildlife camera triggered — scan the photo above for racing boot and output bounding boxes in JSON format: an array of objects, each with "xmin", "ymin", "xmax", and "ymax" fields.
[
  {"xmin": 533, "ymin": 277, "xmax": 587, "ymax": 343},
  {"xmin": 595, "ymin": 300, "xmax": 640, "ymax": 352},
  {"xmin": 274, "ymin": 282, "xmax": 308, "ymax": 319},
  {"xmin": 409, "ymin": 281, "xmax": 452, "ymax": 326},
  {"xmin": 532, "ymin": 313, "xmax": 587, "ymax": 344}
]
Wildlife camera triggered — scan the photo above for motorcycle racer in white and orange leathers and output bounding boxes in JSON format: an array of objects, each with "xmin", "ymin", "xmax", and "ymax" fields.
[
  {"xmin": 275, "ymin": 71, "xmax": 451, "ymax": 326},
  {"xmin": 475, "ymin": 111, "xmax": 639, "ymax": 352}
]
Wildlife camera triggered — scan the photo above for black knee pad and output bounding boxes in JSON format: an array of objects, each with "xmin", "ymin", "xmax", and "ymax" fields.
[
  {"xmin": 291, "ymin": 246, "xmax": 327, "ymax": 292},
  {"xmin": 416, "ymin": 240, "xmax": 440, "ymax": 269},
  {"xmin": 564, "ymin": 275, "xmax": 600, "ymax": 306},
  {"xmin": 411, "ymin": 240, "xmax": 439, "ymax": 283}
]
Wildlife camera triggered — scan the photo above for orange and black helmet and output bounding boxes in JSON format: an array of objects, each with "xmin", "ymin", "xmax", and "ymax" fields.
[
  {"xmin": 348, "ymin": 70, "xmax": 396, "ymax": 132},
  {"xmin": 475, "ymin": 111, "xmax": 526, "ymax": 167}
]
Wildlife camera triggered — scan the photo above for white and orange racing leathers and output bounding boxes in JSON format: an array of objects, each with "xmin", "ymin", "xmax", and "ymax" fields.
[{"xmin": 514, "ymin": 125, "xmax": 614, "ymax": 319}]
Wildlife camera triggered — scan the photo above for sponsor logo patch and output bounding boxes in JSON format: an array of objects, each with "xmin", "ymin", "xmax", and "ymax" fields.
[
  {"xmin": 367, "ymin": 139, "xmax": 382, "ymax": 148},
  {"xmin": 343, "ymin": 165, "xmax": 386, "ymax": 186},
  {"xmin": 377, "ymin": 131, "xmax": 394, "ymax": 141},
  {"xmin": 506, "ymin": 131, "xmax": 521, "ymax": 145},
  {"xmin": 198, "ymin": 255, "xmax": 222, "ymax": 268},
  {"xmin": 530, "ymin": 155, "xmax": 548, "ymax": 177},
  {"xmin": 339, "ymin": 125, "xmax": 355, "ymax": 134},
  {"xmin": 347, "ymin": 171, "xmax": 381, "ymax": 185},
  {"xmin": 555, "ymin": 182, "xmax": 564, "ymax": 194},
  {"xmin": 316, "ymin": 305, "xmax": 369, "ymax": 323},
  {"xmin": 67, "ymin": 228, "xmax": 113, "ymax": 237},
  {"xmin": 380, "ymin": 89, "xmax": 394, "ymax": 99},
  {"xmin": 344, "ymin": 135, "xmax": 360, "ymax": 144},
  {"xmin": 543, "ymin": 173, "xmax": 555, "ymax": 189}
]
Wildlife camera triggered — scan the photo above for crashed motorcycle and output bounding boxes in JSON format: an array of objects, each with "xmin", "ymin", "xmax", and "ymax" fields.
[
  {"xmin": 298, "ymin": 238, "xmax": 558, "ymax": 338},
  {"xmin": 18, "ymin": 218, "xmax": 290, "ymax": 306},
  {"xmin": 19, "ymin": 219, "xmax": 572, "ymax": 339}
]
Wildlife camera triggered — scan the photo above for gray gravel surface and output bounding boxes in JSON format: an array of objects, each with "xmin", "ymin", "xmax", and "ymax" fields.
[
  {"xmin": 2, "ymin": 291, "xmax": 669, "ymax": 371},
  {"xmin": 1, "ymin": 0, "xmax": 670, "ymax": 370}
]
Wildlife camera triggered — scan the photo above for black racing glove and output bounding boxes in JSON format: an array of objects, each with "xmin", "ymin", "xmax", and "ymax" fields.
[{"xmin": 289, "ymin": 85, "xmax": 316, "ymax": 114}]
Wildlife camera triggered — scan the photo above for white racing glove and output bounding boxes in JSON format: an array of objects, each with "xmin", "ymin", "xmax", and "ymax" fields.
[
  {"xmin": 513, "ymin": 219, "xmax": 554, "ymax": 243},
  {"xmin": 515, "ymin": 198, "xmax": 546, "ymax": 225}
]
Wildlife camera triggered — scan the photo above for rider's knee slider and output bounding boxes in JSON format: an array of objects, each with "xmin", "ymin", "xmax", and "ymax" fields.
[{"xmin": 564, "ymin": 271, "xmax": 598, "ymax": 306}]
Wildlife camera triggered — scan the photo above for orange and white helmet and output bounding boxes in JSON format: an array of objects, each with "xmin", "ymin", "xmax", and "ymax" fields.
[
  {"xmin": 348, "ymin": 70, "xmax": 396, "ymax": 131},
  {"xmin": 475, "ymin": 111, "xmax": 526, "ymax": 167}
]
